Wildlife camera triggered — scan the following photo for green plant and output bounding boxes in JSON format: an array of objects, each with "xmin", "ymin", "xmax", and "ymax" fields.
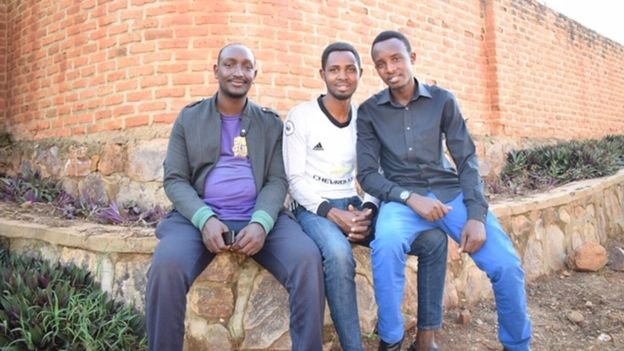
[
  {"xmin": 490, "ymin": 134, "xmax": 624, "ymax": 196},
  {"xmin": 0, "ymin": 247, "xmax": 147, "ymax": 350}
]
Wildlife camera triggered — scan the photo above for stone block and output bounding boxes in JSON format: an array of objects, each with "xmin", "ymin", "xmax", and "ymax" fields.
[
  {"xmin": 127, "ymin": 140, "xmax": 167, "ymax": 182},
  {"xmin": 569, "ymin": 241, "xmax": 608, "ymax": 272},
  {"xmin": 99, "ymin": 143, "xmax": 125, "ymax": 175}
]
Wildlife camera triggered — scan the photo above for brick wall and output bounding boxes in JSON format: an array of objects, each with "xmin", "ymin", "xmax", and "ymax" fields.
[
  {"xmin": 2, "ymin": 0, "xmax": 623, "ymax": 141},
  {"xmin": 491, "ymin": 0, "xmax": 624, "ymax": 139},
  {"xmin": 0, "ymin": 1, "xmax": 7, "ymax": 129}
]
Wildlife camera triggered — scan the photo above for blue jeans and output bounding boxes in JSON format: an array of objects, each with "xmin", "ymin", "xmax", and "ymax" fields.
[
  {"xmin": 373, "ymin": 193, "xmax": 532, "ymax": 351},
  {"xmin": 295, "ymin": 197, "xmax": 447, "ymax": 351},
  {"xmin": 295, "ymin": 197, "xmax": 364, "ymax": 351}
]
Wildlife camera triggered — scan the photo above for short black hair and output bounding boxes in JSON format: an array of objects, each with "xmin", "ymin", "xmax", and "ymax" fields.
[
  {"xmin": 321, "ymin": 42, "xmax": 361, "ymax": 70},
  {"xmin": 217, "ymin": 43, "xmax": 256, "ymax": 65},
  {"xmin": 371, "ymin": 30, "xmax": 412, "ymax": 57}
]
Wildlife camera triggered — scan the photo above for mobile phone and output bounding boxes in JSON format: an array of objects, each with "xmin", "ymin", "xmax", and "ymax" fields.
[{"xmin": 222, "ymin": 230, "xmax": 236, "ymax": 245}]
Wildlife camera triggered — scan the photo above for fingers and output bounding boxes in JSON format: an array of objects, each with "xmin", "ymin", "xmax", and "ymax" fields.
[{"xmin": 459, "ymin": 230, "xmax": 468, "ymax": 254}]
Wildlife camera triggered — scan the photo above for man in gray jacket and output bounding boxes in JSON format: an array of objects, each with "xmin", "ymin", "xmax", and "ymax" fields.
[{"xmin": 145, "ymin": 43, "xmax": 325, "ymax": 351}]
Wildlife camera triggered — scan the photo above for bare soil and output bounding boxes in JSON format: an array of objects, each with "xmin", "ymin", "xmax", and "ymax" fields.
[
  {"xmin": 360, "ymin": 240, "xmax": 624, "ymax": 351},
  {"xmin": 0, "ymin": 202, "xmax": 623, "ymax": 351}
]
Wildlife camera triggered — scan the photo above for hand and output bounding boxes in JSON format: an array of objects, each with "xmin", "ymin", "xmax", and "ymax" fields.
[
  {"xmin": 346, "ymin": 204, "xmax": 373, "ymax": 242},
  {"xmin": 327, "ymin": 207, "xmax": 369, "ymax": 238},
  {"xmin": 459, "ymin": 219, "xmax": 487, "ymax": 254},
  {"xmin": 231, "ymin": 222, "xmax": 267, "ymax": 256},
  {"xmin": 201, "ymin": 217, "xmax": 230, "ymax": 254},
  {"xmin": 406, "ymin": 194, "xmax": 452, "ymax": 222}
]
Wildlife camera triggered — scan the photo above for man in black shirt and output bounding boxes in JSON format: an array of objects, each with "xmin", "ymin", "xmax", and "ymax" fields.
[{"xmin": 357, "ymin": 30, "xmax": 532, "ymax": 351}]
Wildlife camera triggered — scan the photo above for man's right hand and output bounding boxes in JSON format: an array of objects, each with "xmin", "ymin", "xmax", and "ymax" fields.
[
  {"xmin": 327, "ymin": 207, "xmax": 369, "ymax": 236},
  {"xmin": 201, "ymin": 217, "xmax": 230, "ymax": 254},
  {"xmin": 405, "ymin": 193, "xmax": 452, "ymax": 222}
]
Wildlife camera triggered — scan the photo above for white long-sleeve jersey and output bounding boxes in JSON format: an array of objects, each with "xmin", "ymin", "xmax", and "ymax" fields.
[{"xmin": 283, "ymin": 96, "xmax": 377, "ymax": 215}]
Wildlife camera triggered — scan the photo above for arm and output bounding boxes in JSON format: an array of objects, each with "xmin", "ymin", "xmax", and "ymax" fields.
[
  {"xmin": 442, "ymin": 93, "xmax": 488, "ymax": 252},
  {"xmin": 282, "ymin": 109, "xmax": 331, "ymax": 215},
  {"xmin": 163, "ymin": 114, "xmax": 217, "ymax": 230},
  {"xmin": 441, "ymin": 93, "xmax": 488, "ymax": 222},
  {"xmin": 251, "ymin": 119, "xmax": 288, "ymax": 232},
  {"xmin": 355, "ymin": 104, "xmax": 405, "ymax": 202}
]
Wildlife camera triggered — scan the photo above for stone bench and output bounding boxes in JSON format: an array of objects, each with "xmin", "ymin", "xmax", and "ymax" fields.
[{"xmin": 1, "ymin": 170, "xmax": 623, "ymax": 350}]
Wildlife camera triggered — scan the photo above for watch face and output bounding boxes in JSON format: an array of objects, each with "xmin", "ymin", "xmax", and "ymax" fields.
[{"xmin": 400, "ymin": 191, "xmax": 409, "ymax": 200}]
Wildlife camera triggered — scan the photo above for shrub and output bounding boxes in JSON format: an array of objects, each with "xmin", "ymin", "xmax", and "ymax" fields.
[
  {"xmin": 490, "ymin": 134, "xmax": 624, "ymax": 195},
  {"xmin": 0, "ymin": 247, "xmax": 147, "ymax": 350}
]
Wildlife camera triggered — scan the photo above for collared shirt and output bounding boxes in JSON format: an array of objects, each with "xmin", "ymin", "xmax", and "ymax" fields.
[{"xmin": 356, "ymin": 78, "xmax": 488, "ymax": 222}]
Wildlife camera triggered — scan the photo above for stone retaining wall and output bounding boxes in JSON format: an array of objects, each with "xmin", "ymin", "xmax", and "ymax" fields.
[{"xmin": 1, "ymin": 170, "xmax": 623, "ymax": 350}]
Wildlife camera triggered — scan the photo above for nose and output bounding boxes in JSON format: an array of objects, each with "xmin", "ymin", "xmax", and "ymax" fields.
[{"xmin": 232, "ymin": 64, "xmax": 244, "ymax": 76}]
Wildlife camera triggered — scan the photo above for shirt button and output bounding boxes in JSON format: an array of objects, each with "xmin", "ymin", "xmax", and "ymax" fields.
[
  {"xmin": 408, "ymin": 147, "xmax": 413, "ymax": 151},
  {"xmin": 406, "ymin": 127, "xmax": 411, "ymax": 130},
  {"xmin": 405, "ymin": 107, "xmax": 409, "ymax": 110}
]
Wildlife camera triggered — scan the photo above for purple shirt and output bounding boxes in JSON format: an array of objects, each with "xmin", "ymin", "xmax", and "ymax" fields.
[{"xmin": 203, "ymin": 115, "xmax": 256, "ymax": 220}]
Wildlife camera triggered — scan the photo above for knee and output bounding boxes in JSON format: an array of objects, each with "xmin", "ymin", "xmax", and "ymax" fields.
[
  {"xmin": 323, "ymin": 245, "xmax": 356, "ymax": 274},
  {"xmin": 149, "ymin": 249, "xmax": 187, "ymax": 282}
]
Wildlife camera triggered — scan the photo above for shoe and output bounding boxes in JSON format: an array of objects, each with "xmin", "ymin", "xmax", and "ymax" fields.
[
  {"xmin": 407, "ymin": 343, "xmax": 441, "ymax": 351},
  {"xmin": 378, "ymin": 337, "xmax": 403, "ymax": 351}
]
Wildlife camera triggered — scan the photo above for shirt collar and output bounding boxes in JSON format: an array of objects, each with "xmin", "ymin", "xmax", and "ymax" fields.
[{"xmin": 377, "ymin": 78, "xmax": 433, "ymax": 105}]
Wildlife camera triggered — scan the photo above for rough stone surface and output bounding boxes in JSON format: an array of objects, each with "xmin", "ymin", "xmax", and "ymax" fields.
[
  {"xmin": 607, "ymin": 246, "xmax": 624, "ymax": 271},
  {"xmin": 98, "ymin": 143, "xmax": 125, "ymax": 175},
  {"xmin": 127, "ymin": 140, "xmax": 167, "ymax": 182},
  {"xmin": 78, "ymin": 172, "xmax": 110, "ymax": 205},
  {"xmin": 33, "ymin": 145, "xmax": 63, "ymax": 178},
  {"xmin": 114, "ymin": 176, "xmax": 170, "ymax": 209},
  {"xmin": 185, "ymin": 320, "xmax": 232, "ymax": 351},
  {"xmin": 241, "ymin": 270, "xmax": 290, "ymax": 349},
  {"xmin": 570, "ymin": 241, "xmax": 608, "ymax": 272},
  {"xmin": 190, "ymin": 283, "xmax": 234, "ymax": 321},
  {"xmin": 64, "ymin": 145, "xmax": 92, "ymax": 177},
  {"xmin": 543, "ymin": 225, "xmax": 566, "ymax": 272},
  {"xmin": 112, "ymin": 254, "xmax": 151, "ymax": 311},
  {"xmin": 197, "ymin": 253, "xmax": 242, "ymax": 283}
]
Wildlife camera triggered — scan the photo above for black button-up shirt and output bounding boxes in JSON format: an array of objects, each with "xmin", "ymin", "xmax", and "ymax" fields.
[{"xmin": 356, "ymin": 79, "xmax": 488, "ymax": 222}]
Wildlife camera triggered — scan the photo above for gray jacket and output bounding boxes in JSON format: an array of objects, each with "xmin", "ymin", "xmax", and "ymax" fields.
[{"xmin": 163, "ymin": 94, "xmax": 287, "ymax": 233}]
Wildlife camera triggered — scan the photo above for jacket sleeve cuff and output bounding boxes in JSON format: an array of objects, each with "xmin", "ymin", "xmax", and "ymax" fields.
[
  {"xmin": 389, "ymin": 187, "xmax": 408, "ymax": 203},
  {"xmin": 316, "ymin": 201, "xmax": 335, "ymax": 218},
  {"xmin": 467, "ymin": 204, "xmax": 488, "ymax": 223},
  {"xmin": 361, "ymin": 201, "xmax": 378, "ymax": 218},
  {"xmin": 191, "ymin": 206, "xmax": 216, "ymax": 230},
  {"xmin": 251, "ymin": 210, "xmax": 275, "ymax": 234}
]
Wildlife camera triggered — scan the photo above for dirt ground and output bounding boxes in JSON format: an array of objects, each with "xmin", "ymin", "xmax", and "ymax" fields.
[
  {"xmin": 1, "ymin": 202, "xmax": 623, "ymax": 351},
  {"xmin": 359, "ymin": 239, "xmax": 624, "ymax": 351}
]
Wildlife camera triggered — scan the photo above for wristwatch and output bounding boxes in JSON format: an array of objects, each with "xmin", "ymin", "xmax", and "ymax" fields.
[{"xmin": 399, "ymin": 190, "xmax": 412, "ymax": 203}]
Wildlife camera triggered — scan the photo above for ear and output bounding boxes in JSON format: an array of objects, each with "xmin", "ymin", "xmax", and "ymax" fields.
[
  {"xmin": 359, "ymin": 67, "xmax": 363, "ymax": 78},
  {"xmin": 409, "ymin": 51, "xmax": 417, "ymax": 65},
  {"xmin": 319, "ymin": 68, "xmax": 325, "ymax": 80},
  {"xmin": 213, "ymin": 63, "xmax": 218, "ymax": 78}
]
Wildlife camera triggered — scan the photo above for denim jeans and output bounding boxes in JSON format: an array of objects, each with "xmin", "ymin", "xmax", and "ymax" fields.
[
  {"xmin": 295, "ymin": 196, "xmax": 364, "ymax": 351},
  {"xmin": 295, "ymin": 197, "xmax": 448, "ymax": 351},
  {"xmin": 374, "ymin": 193, "xmax": 532, "ymax": 351}
]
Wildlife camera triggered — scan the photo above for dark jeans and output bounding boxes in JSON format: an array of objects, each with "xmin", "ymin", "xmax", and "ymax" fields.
[{"xmin": 145, "ymin": 211, "xmax": 325, "ymax": 351}]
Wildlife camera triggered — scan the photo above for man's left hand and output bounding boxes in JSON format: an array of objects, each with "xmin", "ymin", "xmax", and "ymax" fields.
[
  {"xmin": 232, "ymin": 222, "xmax": 267, "ymax": 256},
  {"xmin": 459, "ymin": 219, "xmax": 487, "ymax": 254}
]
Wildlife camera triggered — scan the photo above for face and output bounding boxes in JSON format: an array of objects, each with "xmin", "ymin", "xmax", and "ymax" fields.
[
  {"xmin": 214, "ymin": 45, "xmax": 257, "ymax": 99},
  {"xmin": 320, "ymin": 51, "xmax": 361, "ymax": 101},
  {"xmin": 371, "ymin": 38, "xmax": 416, "ymax": 91}
]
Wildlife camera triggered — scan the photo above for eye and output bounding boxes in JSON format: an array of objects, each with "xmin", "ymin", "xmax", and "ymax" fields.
[{"xmin": 347, "ymin": 67, "xmax": 357, "ymax": 73}]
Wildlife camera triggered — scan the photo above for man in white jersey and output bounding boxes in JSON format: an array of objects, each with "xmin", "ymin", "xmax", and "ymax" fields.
[{"xmin": 283, "ymin": 42, "xmax": 448, "ymax": 351}]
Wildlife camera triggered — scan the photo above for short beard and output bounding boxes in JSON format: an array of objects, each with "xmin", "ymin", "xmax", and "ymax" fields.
[{"xmin": 327, "ymin": 90, "xmax": 353, "ymax": 101}]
